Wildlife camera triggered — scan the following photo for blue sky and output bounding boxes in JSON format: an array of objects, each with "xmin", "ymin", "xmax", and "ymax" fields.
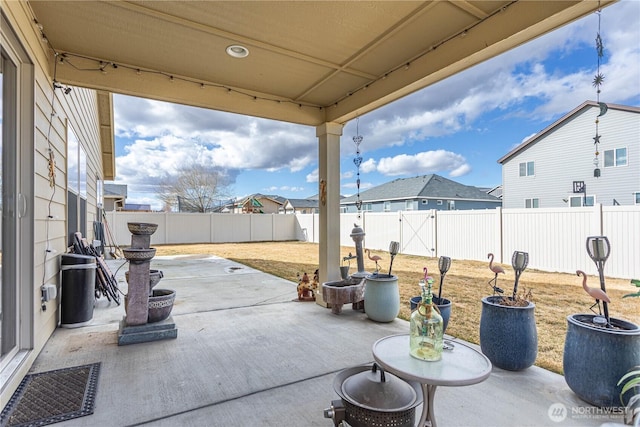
[{"xmin": 112, "ymin": 0, "xmax": 640, "ymax": 210}]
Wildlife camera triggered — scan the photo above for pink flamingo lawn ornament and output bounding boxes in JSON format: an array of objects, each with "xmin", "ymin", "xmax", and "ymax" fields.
[
  {"xmin": 423, "ymin": 267, "xmax": 434, "ymax": 285},
  {"xmin": 365, "ymin": 249, "xmax": 382, "ymax": 273},
  {"xmin": 577, "ymin": 270, "xmax": 610, "ymax": 315},
  {"xmin": 487, "ymin": 253, "xmax": 505, "ymax": 295}
]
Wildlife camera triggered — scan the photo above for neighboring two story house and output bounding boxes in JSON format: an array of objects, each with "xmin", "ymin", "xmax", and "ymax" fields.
[
  {"xmin": 233, "ymin": 194, "xmax": 285, "ymax": 214},
  {"xmin": 103, "ymin": 183, "xmax": 127, "ymax": 211},
  {"xmin": 498, "ymin": 101, "xmax": 640, "ymax": 209},
  {"xmin": 281, "ymin": 197, "xmax": 319, "ymax": 214},
  {"xmin": 340, "ymin": 174, "xmax": 501, "ymax": 213}
]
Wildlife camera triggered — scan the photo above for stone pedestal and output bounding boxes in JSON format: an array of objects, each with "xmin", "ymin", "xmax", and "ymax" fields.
[
  {"xmin": 118, "ymin": 222, "xmax": 177, "ymax": 346},
  {"xmin": 118, "ymin": 316, "xmax": 178, "ymax": 345},
  {"xmin": 125, "ymin": 259, "xmax": 151, "ymax": 325},
  {"xmin": 131, "ymin": 234, "xmax": 151, "ymax": 250}
]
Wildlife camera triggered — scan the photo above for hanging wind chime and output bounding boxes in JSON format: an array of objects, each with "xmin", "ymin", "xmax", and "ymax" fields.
[
  {"xmin": 592, "ymin": 5, "xmax": 608, "ymax": 178},
  {"xmin": 353, "ymin": 118, "xmax": 364, "ymax": 217}
]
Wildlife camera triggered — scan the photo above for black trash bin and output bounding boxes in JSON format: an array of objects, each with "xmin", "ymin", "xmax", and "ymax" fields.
[{"xmin": 60, "ymin": 253, "xmax": 97, "ymax": 327}]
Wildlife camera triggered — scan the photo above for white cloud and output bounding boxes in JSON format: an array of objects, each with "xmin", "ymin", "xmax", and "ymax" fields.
[
  {"xmin": 376, "ymin": 150, "xmax": 470, "ymax": 177},
  {"xmin": 340, "ymin": 0, "xmax": 639, "ymax": 149},
  {"xmin": 360, "ymin": 158, "xmax": 378, "ymax": 173},
  {"xmin": 306, "ymin": 168, "xmax": 318, "ymax": 183},
  {"xmin": 114, "ymin": 95, "xmax": 317, "ymax": 180}
]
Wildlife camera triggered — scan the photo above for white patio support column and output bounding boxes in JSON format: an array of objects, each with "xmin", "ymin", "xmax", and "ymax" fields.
[{"xmin": 316, "ymin": 122, "xmax": 343, "ymax": 307}]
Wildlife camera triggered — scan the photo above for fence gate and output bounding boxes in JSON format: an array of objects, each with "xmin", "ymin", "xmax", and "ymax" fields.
[{"xmin": 400, "ymin": 210, "xmax": 437, "ymax": 257}]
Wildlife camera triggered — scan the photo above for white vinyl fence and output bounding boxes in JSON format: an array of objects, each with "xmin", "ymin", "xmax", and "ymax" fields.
[
  {"xmin": 296, "ymin": 205, "xmax": 640, "ymax": 279},
  {"xmin": 105, "ymin": 204, "xmax": 639, "ymax": 279},
  {"xmin": 103, "ymin": 211, "xmax": 299, "ymax": 246}
]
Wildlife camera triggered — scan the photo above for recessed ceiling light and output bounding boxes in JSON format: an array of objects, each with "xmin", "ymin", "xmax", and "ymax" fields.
[{"xmin": 226, "ymin": 45, "xmax": 249, "ymax": 58}]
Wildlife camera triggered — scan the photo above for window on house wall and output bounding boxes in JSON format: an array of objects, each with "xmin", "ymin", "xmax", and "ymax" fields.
[
  {"xmin": 421, "ymin": 199, "xmax": 428, "ymax": 205},
  {"xmin": 363, "ymin": 203, "xmax": 372, "ymax": 212},
  {"xmin": 383, "ymin": 201, "xmax": 391, "ymax": 212},
  {"xmin": 569, "ymin": 195, "xmax": 595, "ymax": 207},
  {"xmin": 97, "ymin": 177, "xmax": 103, "ymax": 209},
  {"xmin": 634, "ymin": 192, "xmax": 640, "ymax": 205},
  {"xmin": 405, "ymin": 200, "xmax": 413, "ymax": 210},
  {"xmin": 437, "ymin": 200, "xmax": 443, "ymax": 206},
  {"xmin": 604, "ymin": 147, "xmax": 627, "ymax": 167},
  {"xmin": 524, "ymin": 198, "xmax": 539, "ymax": 208},
  {"xmin": 519, "ymin": 161, "xmax": 535, "ymax": 177},
  {"xmin": 447, "ymin": 200, "xmax": 455, "ymax": 210},
  {"xmin": 67, "ymin": 125, "xmax": 87, "ymax": 245}
]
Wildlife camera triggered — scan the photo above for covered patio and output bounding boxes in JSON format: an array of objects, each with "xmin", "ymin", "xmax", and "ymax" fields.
[
  {"xmin": 27, "ymin": 0, "xmax": 615, "ymax": 290},
  {"xmin": 31, "ymin": 255, "xmax": 616, "ymax": 426},
  {"xmin": 1, "ymin": 0, "xmax": 622, "ymax": 418}
]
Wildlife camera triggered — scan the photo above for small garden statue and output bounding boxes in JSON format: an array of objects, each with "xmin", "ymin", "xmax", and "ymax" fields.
[{"xmin": 296, "ymin": 272, "xmax": 315, "ymax": 301}]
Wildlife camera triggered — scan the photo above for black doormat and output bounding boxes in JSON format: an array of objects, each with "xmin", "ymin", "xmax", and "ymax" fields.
[{"xmin": 1, "ymin": 362, "xmax": 100, "ymax": 427}]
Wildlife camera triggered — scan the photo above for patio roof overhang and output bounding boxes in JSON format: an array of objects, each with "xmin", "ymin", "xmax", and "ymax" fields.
[{"xmin": 29, "ymin": 0, "xmax": 613, "ymax": 129}]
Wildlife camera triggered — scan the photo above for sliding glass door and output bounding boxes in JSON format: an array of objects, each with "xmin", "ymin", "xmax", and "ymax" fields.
[
  {"xmin": 0, "ymin": 13, "xmax": 33, "ymax": 385},
  {"xmin": 0, "ymin": 26, "xmax": 20, "ymax": 372}
]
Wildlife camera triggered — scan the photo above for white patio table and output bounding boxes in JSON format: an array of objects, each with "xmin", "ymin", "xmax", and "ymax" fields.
[{"xmin": 372, "ymin": 334, "xmax": 492, "ymax": 427}]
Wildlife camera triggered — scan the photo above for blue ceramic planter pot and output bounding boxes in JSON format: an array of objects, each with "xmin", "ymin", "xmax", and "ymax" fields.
[
  {"xmin": 410, "ymin": 296, "xmax": 452, "ymax": 334},
  {"xmin": 364, "ymin": 274, "xmax": 399, "ymax": 322},
  {"xmin": 479, "ymin": 296, "xmax": 537, "ymax": 371},
  {"xmin": 563, "ymin": 314, "xmax": 640, "ymax": 408}
]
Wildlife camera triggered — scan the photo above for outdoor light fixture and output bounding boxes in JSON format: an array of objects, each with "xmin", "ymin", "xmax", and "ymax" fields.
[
  {"xmin": 437, "ymin": 256, "xmax": 452, "ymax": 300},
  {"xmin": 226, "ymin": 44, "xmax": 249, "ymax": 58},
  {"xmin": 585, "ymin": 235, "xmax": 612, "ymax": 325},
  {"xmin": 511, "ymin": 251, "xmax": 529, "ymax": 299},
  {"xmin": 438, "ymin": 256, "xmax": 452, "ymax": 276},
  {"xmin": 586, "ymin": 235, "xmax": 610, "ymax": 263},
  {"xmin": 512, "ymin": 251, "xmax": 528, "ymax": 271},
  {"xmin": 387, "ymin": 241, "xmax": 400, "ymax": 276}
]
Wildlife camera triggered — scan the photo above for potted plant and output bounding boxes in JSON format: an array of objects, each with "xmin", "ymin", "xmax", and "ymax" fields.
[
  {"xmin": 479, "ymin": 251, "xmax": 537, "ymax": 371},
  {"xmin": 410, "ymin": 257, "xmax": 453, "ymax": 333},
  {"xmin": 616, "ymin": 281, "xmax": 640, "ymax": 427},
  {"xmin": 618, "ymin": 366, "xmax": 640, "ymax": 426},
  {"xmin": 563, "ymin": 236, "xmax": 640, "ymax": 408},
  {"xmin": 364, "ymin": 242, "xmax": 401, "ymax": 323}
]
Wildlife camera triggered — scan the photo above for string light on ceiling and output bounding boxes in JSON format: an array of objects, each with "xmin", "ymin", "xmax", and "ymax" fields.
[
  {"xmin": 592, "ymin": 3, "xmax": 608, "ymax": 178},
  {"xmin": 42, "ymin": 49, "xmax": 324, "ymax": 112},
  {"xmin": 29, "ymin": 0, "xmax": 517, "ymax": 114}
]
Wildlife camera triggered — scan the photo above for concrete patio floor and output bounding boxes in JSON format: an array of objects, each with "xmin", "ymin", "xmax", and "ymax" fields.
[{"xmin": 29, "ymin": 254, "xmax": 624, "ymax": 426}]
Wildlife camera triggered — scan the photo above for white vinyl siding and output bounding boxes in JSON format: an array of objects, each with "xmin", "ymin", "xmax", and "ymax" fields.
[{"xmin": 501, "ymin": 104, "xmax": 639, "ymax": 208}]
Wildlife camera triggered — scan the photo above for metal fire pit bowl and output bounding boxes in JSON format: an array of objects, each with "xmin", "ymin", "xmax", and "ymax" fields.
[{"xmin": 324, "ymin": 364, "xmax": 422, "ymax": 427}]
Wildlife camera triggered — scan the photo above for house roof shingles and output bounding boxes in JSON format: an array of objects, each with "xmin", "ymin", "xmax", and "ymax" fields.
[
  {"xmin": 341, "ymin": 174, "xmax": 500, "ymax": 204},
  {"xmin": 285, "ymin": 199, "xmax": 318, "ymax": 209}
]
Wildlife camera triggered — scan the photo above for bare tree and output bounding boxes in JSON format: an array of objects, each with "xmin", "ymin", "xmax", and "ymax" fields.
[{"xmin": 157, "ymin": 165, "xmax": 230, "ymax": 212}]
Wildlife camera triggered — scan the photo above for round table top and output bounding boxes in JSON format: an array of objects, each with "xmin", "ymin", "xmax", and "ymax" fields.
[{"xmin": 372, "ymin": 334, "xmax": 492, "ymax": 387}]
